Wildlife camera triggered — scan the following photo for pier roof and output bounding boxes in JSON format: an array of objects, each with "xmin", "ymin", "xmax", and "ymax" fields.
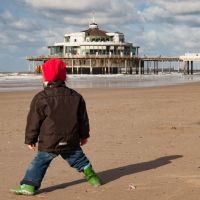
[{"xmin": 82, "ymin": 27, "xmax": 107, "ymax": 37}]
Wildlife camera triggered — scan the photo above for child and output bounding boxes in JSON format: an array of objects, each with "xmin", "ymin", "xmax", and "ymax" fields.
[{"xmin": 10, "ymin": 58, "xmax": 101, "ymax": 195}]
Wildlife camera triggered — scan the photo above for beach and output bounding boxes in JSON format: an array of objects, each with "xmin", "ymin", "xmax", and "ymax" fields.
[{"xmin": 1, "ymin": 83, "xmax": 200, "ymax": 200}]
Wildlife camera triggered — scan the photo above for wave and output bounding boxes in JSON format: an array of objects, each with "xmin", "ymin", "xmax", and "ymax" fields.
[{"xmin": 0, "ymin": 72, "xmax": 200, "ymax": 92}]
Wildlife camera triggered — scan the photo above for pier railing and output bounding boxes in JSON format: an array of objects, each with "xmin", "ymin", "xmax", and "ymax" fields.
[
  {"xmin": 26, "ymin": 54, "xmax": 138, "ymax": 61},
  {"xmin": 141, "ymin": 56, "xmax": 180, "ymax": 61}
]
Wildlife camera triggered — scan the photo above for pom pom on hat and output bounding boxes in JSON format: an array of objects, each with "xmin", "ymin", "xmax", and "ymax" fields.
[{"xmin": 42, "ymin": 58, "xmax": 66, "ymax": 82}]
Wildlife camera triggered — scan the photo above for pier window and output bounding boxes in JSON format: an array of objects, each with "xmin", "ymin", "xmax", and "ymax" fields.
[
  {"xmin": 119, "ymin": 35, "xmax": 125, "ymax": 42},
  {"xmin": 124, "ymin": 46, "xmax": 131, "ymax": 55},
  {"xmin": 109, "ymin": 36, "xmax": 114, "ymax": 42},
  {"xmin": 50, "ymin": 46, "xmax": 63, "ymax": 55},
  {"xmin": 131, "ymin": 47, "xmax": 137, "ymax": 56},
  {"xmin": 65, "ymin": 36, "xmax": 70, "ymax": 42},
  {"xmin": 65, "ymin": 46, "xmax": 78, "ymax": 55}
]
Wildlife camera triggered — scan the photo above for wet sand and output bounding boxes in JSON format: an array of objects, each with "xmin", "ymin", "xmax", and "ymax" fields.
[{"xmin": 1, "ymin": 83, "xmax": 200, "ymax": 200}]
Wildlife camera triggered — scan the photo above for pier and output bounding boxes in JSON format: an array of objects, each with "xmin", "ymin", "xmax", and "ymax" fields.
[
  {"xmin": 27, "ymin": 55, "xmax": 139, "ymax": 75},
  {"xmin": 27, "ymin": 53, "xmax": 200, "ymax": 75},
  {"xmin": 26, "ymin": 22, "xmax": 200, "ymax": 75}
]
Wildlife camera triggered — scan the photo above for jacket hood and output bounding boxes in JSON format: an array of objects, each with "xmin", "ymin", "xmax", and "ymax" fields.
[{"xmin": 42, "ymin": 58, "xmax": 66, "ymax": 82}]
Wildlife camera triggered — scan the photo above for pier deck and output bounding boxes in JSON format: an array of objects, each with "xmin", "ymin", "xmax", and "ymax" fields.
[{"xmin": 26, "ymin": 55, "xmax": 197, "ymax": 75}]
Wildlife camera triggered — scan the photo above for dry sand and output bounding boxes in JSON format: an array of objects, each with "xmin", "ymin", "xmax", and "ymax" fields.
[{"xmin": 1, "ymin": 83, "xmax": 200, "ymax": 200}]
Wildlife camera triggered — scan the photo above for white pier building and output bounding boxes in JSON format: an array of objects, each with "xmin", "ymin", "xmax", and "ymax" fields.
[
  {"xmin": 28, "ymin": 22, "xmax": 140, "ymax": 74},
  {"xmin": 48, "ymin": 22, "xmax": 139, "ymax": 58}
]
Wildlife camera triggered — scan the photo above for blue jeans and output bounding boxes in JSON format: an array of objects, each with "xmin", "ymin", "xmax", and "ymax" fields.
[{"xmin": 20, "ymin": 147, "xmax": 91, "ymax": 189}]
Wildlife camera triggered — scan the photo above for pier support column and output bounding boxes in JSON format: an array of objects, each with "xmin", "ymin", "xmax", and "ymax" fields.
[
  {"xmin": 90, "ymin": 59, "xmax": 92, "ymax": 74},
  {"xmin": 147, "ymin": 61, "xmax": 150, "ymax": 74},
  {"xmin": 125, "ymin": 60, "xmax": 127, "ymax": 74},
  {"xmin": 183, "ymin": 61, "xmax": 186, "ymax": 74},
  {"xmin": 141, "ymin": 60, "xmax": 144, "ymax": 74},
  {"xmin": 138, "ymin": 60, "xmax": 141, "ymax": 75},
  {"xmin": 108, "ymin": 59, "xmax": 111, "ymax": 74},
  {"xmin": 169, "ymin": 61, "xmax": 171, "ymax": 73},
  {"xmin": 161, "ymin": 60, "xmax": 164, "ymax": 74},
  {"xmin": 191, "ymin": 61, "xmax": 193, "ymax": 75},
  {"xmin": 154, "ymin": 61, "xmax": 158, "ymax": 74},
  {"xmin": 72, "ymin": 59, "xmax": 74, "ymax": 74},
  {"xmin": 130, "ymin": 67, "xmax": 132, "ymax": 75},
  {"xmin": 187, "ymin": 61, "xmax": 190, "ymax": 74},
  {"xmin": 178, "ymin": 60, "xmax": 180, "ymax": 73}
]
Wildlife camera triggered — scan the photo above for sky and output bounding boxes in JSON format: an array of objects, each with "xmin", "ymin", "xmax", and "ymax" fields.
[{"xmin": 0, "ymin": 0, "xmax": 200, "ymax": 72}]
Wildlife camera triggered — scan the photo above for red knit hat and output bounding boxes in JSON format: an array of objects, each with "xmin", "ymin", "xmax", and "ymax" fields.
[{"xmin": 42, "ymin": 58, "xmax": 66, "ymax": 82}]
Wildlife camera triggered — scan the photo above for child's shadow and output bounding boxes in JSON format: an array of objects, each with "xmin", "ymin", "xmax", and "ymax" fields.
[{"xmin": 38, "ymin": 155, "xmax": 182, "ymax": 194}]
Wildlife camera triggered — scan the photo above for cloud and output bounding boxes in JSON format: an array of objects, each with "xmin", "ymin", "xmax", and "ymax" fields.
[
  {"xmin": 23, "ymin": 0, "xmax": 100, "ymax": 11},
  {"xmin": 143, "ymin": 0, "xmax": 200, "ymax": 27},
  {"xmin": 135, "ymin": 25, "xmax": 200, "ymax": 55},
  {"xmin": 0, "ymin": 32, "xmax": 10, "ymax": 45},
  {"xmin": 1, "ymin": 10, "xmax": 13, "ymax": 21},
  {"xmin": 23, "ymin": 0, "xmax": 138, "ymax": 12},
  {"xmin": 0, "ymin": 10, "xmax": 42, "ymax": 31},
  {"xmin": 148, "ymin": 0, "xmax": 200, "ymax": 15},
  {"xmin": 36, "ymin": 46, "xmax": 49, "ymax": 55},
  {"xmin": 22, "ymin": 0, "xmax": 138, "ymax": 26}
]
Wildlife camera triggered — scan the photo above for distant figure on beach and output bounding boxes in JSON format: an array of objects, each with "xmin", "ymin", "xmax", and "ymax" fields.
[{"xmin": 10, "ymin": 58, "xmax": 101, "ymax": 195}]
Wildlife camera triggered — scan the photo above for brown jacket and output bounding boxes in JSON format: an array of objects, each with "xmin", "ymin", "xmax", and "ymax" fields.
[{"xmin": 25, "ymin": 82, "xmax": 90, "ymax": 152}]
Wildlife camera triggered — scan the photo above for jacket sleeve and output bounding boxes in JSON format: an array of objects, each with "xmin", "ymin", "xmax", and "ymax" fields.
[
  {"xmin": 78, "ymin": 96, "xmax": 90, "ymax": 139},
  {"xmin": 25, "ymin": 95, "xmax": 46, "ymax": 145}
]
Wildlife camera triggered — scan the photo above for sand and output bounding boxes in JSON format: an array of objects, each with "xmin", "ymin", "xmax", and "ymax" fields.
[{"xmin": 1, "ymin": 83, "xmax": 200, "ymax": 200}]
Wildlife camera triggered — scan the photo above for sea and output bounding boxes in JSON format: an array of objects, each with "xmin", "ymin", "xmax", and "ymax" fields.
[{"xmin": 0, "ymin": 72, "xmax": 200, "ymax": 92}]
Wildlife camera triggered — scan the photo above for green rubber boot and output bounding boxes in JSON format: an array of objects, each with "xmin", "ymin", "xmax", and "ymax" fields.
[
  {"xmin": 83, "ymin": 166, "xmax": 101, "ymax": 187},
  {"xmin": 10, "ymin": 184, "xmax": 35, "ymax": 195}
]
